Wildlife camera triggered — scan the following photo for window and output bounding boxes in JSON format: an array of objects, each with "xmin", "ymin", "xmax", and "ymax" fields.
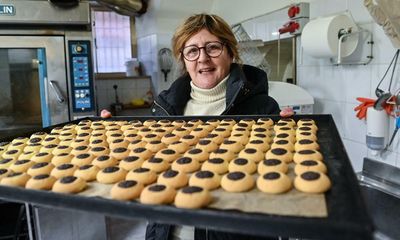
[{"xmin": 92, "ymin": 9, "xmax": 134, "ymax": 73}]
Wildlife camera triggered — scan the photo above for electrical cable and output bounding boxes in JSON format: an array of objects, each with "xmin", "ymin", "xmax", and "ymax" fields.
[{"xmin": 375, "ymin": 49, "xmax": 400, "ymax": 96}]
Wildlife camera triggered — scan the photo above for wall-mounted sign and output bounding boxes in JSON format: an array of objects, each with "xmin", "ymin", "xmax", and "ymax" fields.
[{"xmin": 0, "ymin": 5, "xmax": 15, "ymax": 16}]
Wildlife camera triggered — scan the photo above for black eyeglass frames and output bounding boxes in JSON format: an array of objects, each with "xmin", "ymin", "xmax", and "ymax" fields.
[{"xmin": 181, "ymin": 41, "xmax": 225, "ymax": 61}]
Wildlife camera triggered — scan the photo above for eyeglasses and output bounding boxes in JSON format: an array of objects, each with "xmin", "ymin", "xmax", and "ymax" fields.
[{"xmin": 181, "ymin": 41, "xmax": 225, "ymax": 61}]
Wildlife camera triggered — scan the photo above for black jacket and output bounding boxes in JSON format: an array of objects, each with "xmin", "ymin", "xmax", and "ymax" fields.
[
  {"xmin": 151, "ymin": 63, "xmax": 280, "ymax": 116},
  {"xmin": 146, "ymin": 63, "xmax": 280, "ymax": 240}
]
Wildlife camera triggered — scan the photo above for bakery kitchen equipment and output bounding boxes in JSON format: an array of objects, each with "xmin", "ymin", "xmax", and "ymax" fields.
[
  {"xmin": 269, "ymin": 81, "xmax": 314, "ymax": 114},
  {"xmin": 0, "ymin": 0, "xmax": 96, "ymax": 136}
]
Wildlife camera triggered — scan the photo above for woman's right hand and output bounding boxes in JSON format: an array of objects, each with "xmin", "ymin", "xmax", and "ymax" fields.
[{"xmin": 100, "ymin": 109, "xmax": 112, "ymax": 118}]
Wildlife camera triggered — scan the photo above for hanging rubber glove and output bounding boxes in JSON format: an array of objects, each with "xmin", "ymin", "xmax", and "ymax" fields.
[{"xmin": 354, "ymin": 97, "xmax": 376, "ymax": 119}]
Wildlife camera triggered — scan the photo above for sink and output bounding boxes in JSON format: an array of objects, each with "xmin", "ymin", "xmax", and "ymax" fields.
[
  {"xmin": 358, "ymin": 158, "xmax": 400, "ymax": 240},
  {"xmin": 359, "ymin": 183, "xmax": 400, "ymax": 240}
]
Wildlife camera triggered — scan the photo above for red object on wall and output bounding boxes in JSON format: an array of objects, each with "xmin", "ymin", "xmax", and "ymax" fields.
[
  {"xmin": 278, "ymin": 21, "xmax": 300, "ymax": 34},
  {"xmin": 288, "ymin": 5, "xmax": 300, "ymax": 18}
]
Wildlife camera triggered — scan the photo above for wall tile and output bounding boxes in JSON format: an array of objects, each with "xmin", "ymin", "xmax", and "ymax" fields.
[
  {"xmin": 348, "ymin": 0, "xmax": 373, "ymax": 23},
  {"xmin": 343, "ymin": 64, "xmax": 372, "ymax": 103},
  {"xmin": 343, "ymin": 102, "xmax": 367, "ymax": 142},
  {"xmin": 343, "ymin": 139, "xmax": 368, "ymax": 172},
  {"xmin": 367, "ymin": 148, "xmax": 397, "ymax": 167},
  {"xmin": 372, "ymin": 23, "xmax": 399, "ymax": 64}
]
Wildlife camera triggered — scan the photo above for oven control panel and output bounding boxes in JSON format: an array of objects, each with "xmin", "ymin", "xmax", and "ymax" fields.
[{"xmin": 68, "ymin": 40, "xmax": 95, "ymax": 112}]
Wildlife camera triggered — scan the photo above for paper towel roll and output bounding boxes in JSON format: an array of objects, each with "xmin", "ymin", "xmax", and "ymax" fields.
[{"xmin": 301, "ymin": 14, "xmax": 359, "ymax": 58}]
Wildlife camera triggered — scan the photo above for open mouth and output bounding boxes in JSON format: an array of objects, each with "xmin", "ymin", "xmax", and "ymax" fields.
[{"xmin": 198, "ymin": 67, "xmax": 215, "ymax": 74}]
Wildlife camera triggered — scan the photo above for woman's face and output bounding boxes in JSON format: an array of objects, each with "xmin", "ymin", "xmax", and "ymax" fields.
[{"xmin": 183, "ymin": 29, "xmax": 232, "ymax": 89}]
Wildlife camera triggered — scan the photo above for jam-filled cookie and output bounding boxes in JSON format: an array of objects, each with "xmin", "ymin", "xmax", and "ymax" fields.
[
  {"xmin": 96, "ymin": 166, "xmax": 127, "ymax": 184},
  {"xmin": 154, "ymin": 149, "xmax": 180, "ymax": 163},
  {"xmin": 110, "ymin": 147, "xmax": 130, "ymax": 160},
  {"xmin": 1, "ymin": 172, "xmax": 30, "ymax": 187},
  {"xmin": 171, "ymin": 157, "xmax": 200, "ymax": 173},
  {"xmin": 293, "ymin": 150, "xmax": 323, "ymax": 163},
  {"xmin": 258, "ymin": 159, "xmax": 288, "ymax": 175},
  {"xmin": 228, "ymin": 158, "xmax": 257, "ymax": 174},
  {"xmin": 195, "ymin": 139, "xmax": 219, "ymax": 153},
  {"xmin": 126, "ymin": 167, "xmax": 157, "ymax": 185},
  {"xmin": 119, "ymin": 156, "xmax": 144, "ymax": 171},
  {"xmin": 221, "ymin": 171, "xmax": 255, "ymax": 192},
  {"xmin": 189, "ymin": 170, "xmax": 221, "ymax": 190},
  {"xmin": 237, "ymin": 148, "xmax": 264, "ymax": 163},
  {"xmin": 110, "ymin": 180, "xmax": 144, "ymax": 201},
  {"xmin": 183, "ymin": 148, "xmax": 209, "ymax": 163},
  {"xmin": 174, "ymin": 186, "xmax": 212, "ymax": 209},
  {"xmin": 140, "ymin": 183, "xmax": 176, "ymax": 205},
  {"xmin": 51, "ymin": 163, "xmax": 78, "ymax": 179},
  {"xmin": 219, "ymin": 140, "xmax": 244, "ymax": 153},
  {"xmin": 294, "ymin": 139, "xmax": 320, "ymax": 152},
  {"xmin": 92, "ymin": 155, "xmax": 118, "ymax": 169},
  {"xmin": 52, "ymin": 176, "xmax": 87, "ymax": 194},
  {"xmin": 51, "ymin": 153, "xmax": 73, "ymax": 166},
  {"xmin": 257, "ymin": 171, "xmax": 292, "ymax": 194},
  {"xmin": 245, "ymin": 139, "xmax": 270, "ymax": 152},
  {"xmin": 71, "ymin": 153, "xmax": 95, "ymax": 167},
  {"xmin": 274, "ymin": 133, "xmax": 296, "ymax": 144},
  {"xmin": 294, "ymin": 171, "xmax": 331, "ymax": 193},
  {"xmin": 145, "ymin": 140, "xmax": 166, "ymax": 153},
  {"xmin": 9, "ymin": 159, "xmax": 35, "ymax": 173},
  {"xmin": 201, "ymin": 158, "xmax": 228, "ymax": 175},
  {"xmin": 265, "ymin": 148, "xmax": 293, "ymax": 163},
  {"xmin": 25, "ymin": 174, "xmax": 56, "ymax": 190},
  {"xmin": 157, "ymin": 169, "xmax": 188, "ymax": 189},
  {"xmin": 271, "ymin": 140, "xmax": 295, "ymax": 152},
  {"xmin": 74, "ymin": 164, "xmax": 100, "ymax": 182},
  {"xmin": 142, "ymin": 157, "xmax": 170, "ymax": 173},
  {"xmin": 27, "ymin": 162, "xmax": 55, "ymax": 177},
  {"xmin": 294, "ymin": 160, "xmax": 327, "ymax": 175},
  {"xmin": 209, "ymin": 148, "xmax": 236, "ymax": 162}
]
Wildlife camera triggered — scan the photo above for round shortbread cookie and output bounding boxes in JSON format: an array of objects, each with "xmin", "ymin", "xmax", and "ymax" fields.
[
  {"xmin": 25, "ymin": 174, "xmax": 56, "ymax": 190},
  {"xmin": 190, "ymin": 127, "xmax": 209, "ymax": 138},
  {"xmin": 293, "ymin": 150, "xmax": 323, "ymax": 163},
  {"xmin": 31, "ymin": 152, "xmax": 53, "ymax": 163},
  {"xmin": 257, "ymin": 171, "xmax": 292, "ymax": 194},
  {"xmin": 294, "ymin": 160, "xmax": 327, "ymax": 175},
  {"xmin": 179, "ymin": 134, "xmax": 198, "ymax": 146},
  {"xmin": 92, "ymin": 155, "xmax": 118, "ymax": 169},
  {"xmin": 70, "ymin": 139, "xmax": 89, "ymax": 149},
  {"xmin": 24, "ymin": 143, "xmax": 43, "ymax": 152},
  {"xmin": 142, "ymin": 133, "xmax": 160, "ymax": 143},
  {"xmin": 296, "ymin": 126, "xmax": 317, "ymax": 135},
  {"xmin": 2, "ymin": 149, "xmax": 23, "ymax": 160},
  {"xmin": 294, "ymin": 171, "xmax": 331, "ymax": 193},
  {"xmin": 145, "ymin": 140, "xmax": 166, "ymax": 153},
  {"xmin": 51, "ymin": 163, "xmax": 78, "ymax": 179},
  {"xmin": 154, "ymin": 148, "xmax": 180, "ymax": 163},
  {"xmin": 161, "ymin": 133, "xmax": 180, "ymax": 145},
  {"xmin": 297, "ymin": 118, "xmax": 315, "ymax": 126},
  {"xmin": 51, "ymin": 153, "xmax": 73, "ymax": 166},
  {"xmin": 171, "ymin": 119, "xmax": 186, "ymax": 128},
  {"xmin": 0, "ymin": 158, "xmax": 16, "ymax": 169},
  {"xmin": 189, "ymin": 170, "xmax": 221, "ymax": 190},
  {"xmin": 183, "ymin": 148, "xmax": 209, "ymax": 163},
  {"xmin": 201, "ymin": 158, "xmax": 228, "ymax": 175},
  {"xmin": 220, "ymin": 140, "xmax": 244, "ymax": 153},
  {"xmin": 172, "ymin": 127, "xmax": 191, "ymax": 138},
  {"xmin": 245, "ymin": 139, "xmax": 270, "ymax": 152},
  {"xmin": 172, "ymin": 157, "xmax": 200, "ymax": 173},
  {"xmin": 140, "ymin": 183, "xmax": 176, "ymax": 205},
  {"xmin": 209, "ymin": 148, "xmax": 236, "ymax": 162},
  {"xmin": 168, "ymin": 141, "xmax": 190, "ymax": 154},
  {"xmin": 127, "ymin": 140, "xmax": 147, "ymax": 150},
  {"xmin": 7, "ymin": 142, "xmax": 27, "ymax": 151},
  {"xmin": 142, "ymin": 157, "xmax": 170, "ymax": 173},
  {"xmin": 206, "ymin": 119, "xmax": 220, "ymax": 127},
  {"xmin": 157, "ymin": 169, "xmax": 188, "ymax": 189},
  {"xmin": 109, "ymin": 139, "xmax": 129, "ymax": 150},
  {"xmin": 126, "ymin": 167, "xmax": 157, "ymax": 185},
  {"xmin": 271, "ymin": 140, "xmax": 295, "ymax": 152},
  {"xmin": 174, "ymin": 186, "xmax": 212, "ymax": 209},
  {"xmin": 228, "ymin": 133, "xmax": 249, "ymax": 146},
  {"xmin": 18, "ymin": 151, "xmax": 37, "ymax": 160},
  {"xmin": 52, "ymin": 176, "xmax": 86, "ymax": 194},
  {"xmin": 9, "ymin": 159, "xmax": 35, "ymax": 173},
  {"xmin": 70, "ymin": 146, "xmax": 90, "ymax": 156},
  {"xmin": 52, "ymin": 145, "xmax": 73, "ymax": 156},
  {"xmin": 89, "ymin": 146, "xmax": 110, "ymax": 157},
  {"xmin": 27, "ymin": 162, "xmax": 55, "ymax": 177},
  {"xmin": 74, "ymin": 164, "xmax": 100, "ymax": 182},
  {"xmin": 274, "ymin": 127, "xmax": 296, "ymax": 136},
  {"xmin": 294, "ymin": 140, "xmax": 320, "ymax": 152},
  {"xmin": 89, "ymin": 139, "xmax": 108, "ymax": 148},
  {"xmin": 119, "ymin": 156, "xmax": 145, "ymax": 171},
  {"xmin": 211, "ymin": 127, "xmax": 231, "ymax": 138},
  {"xmin": 228, "ymin": 158, "xmax": 257, "ymax": 174},
  {"xmin": 195, "ymin": 139, "xmax": 219, "ymax": 153},
  {"xmin": 258, "ymin": 159, "xmax": 288, "ymax": 175},
  {"xmin": 203, "ymin": 133, "xmax": 225, "ymax": 145},
  {"xmin": 237, "ymin": 148, "xmax": 264, "ymax": 163},
  {"xmin": 221, "ymin": 171, "xmax": 255, "ymax": 192},
  {"xmin": 124, "ymin": 133, "xmax": 141, "ymax": 143},
  {"xmin": 96, "ymin": 166, "xmax": 127, "ymax": 184},
  {"xmin": 110, "ymin": 180, "xmax": 144, "ymax": 201},
  {"xmin": 0, "ymin": 172, "xmax": 30, "ymax": 187},
  {"xmin": 274, "ymin": 133, "xmax": 296, "ymax": 144},
  {"xmin": 129, "ymin": 147, "xmax": 153, "ymax": 161},
  {"xmin": 278, "ymin": 118, "xmax": 296, "ymax": 128},
  {"xmin": 265, "ymin": 148, "xmax": 293, "ymax": 163},
  {"xmin": 110, "ymin": 147, "xmax": 130, "ymax": 160},
  {"xmin": 39, "ymin": 144, "xmax": 59, "ymax": 154},
  {"xmin": 71, "ymin": 152, "xmax": 96, "ymax": 166},
  {"xmin": 296, "ymin": 131, "xmax": 318, "ymax": 142},
  {"xmin": 0, "ymin": 168, "xmax": 11, "ymax": 181}
]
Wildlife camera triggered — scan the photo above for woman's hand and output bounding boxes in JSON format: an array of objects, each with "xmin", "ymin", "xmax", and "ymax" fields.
[
  {"xmin": 279, "ymin": 107, "xmax": 294, "ymax": 118},
  {"xmin": 100, "ymin": 109, "xmax": 112, "ymax": 118}
]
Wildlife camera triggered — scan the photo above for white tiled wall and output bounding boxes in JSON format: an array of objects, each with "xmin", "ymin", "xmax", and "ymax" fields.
[
  {"xmin": 96, "ymin": 78, "xmax": 151, "ymax": 111},
  {"xmin": 297, "ymin": 0, "xmax": 400, "ymax": 171}
]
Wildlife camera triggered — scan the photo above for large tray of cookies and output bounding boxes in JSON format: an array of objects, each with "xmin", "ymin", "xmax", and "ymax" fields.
[{"xmin": 0, "ymin": 114, "xmax": 373, "ymax": 240}]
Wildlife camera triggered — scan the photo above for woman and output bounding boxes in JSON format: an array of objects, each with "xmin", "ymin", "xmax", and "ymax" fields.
[{"xmin": 101, "ymin": 13, "xmax": 290, "ymax": 240}]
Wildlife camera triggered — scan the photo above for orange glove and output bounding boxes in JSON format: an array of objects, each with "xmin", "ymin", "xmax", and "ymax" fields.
[
  {"xmin": 354, "ymin": 97, "xmax": 375, "ymax": 120},
  {"xmin": 354, "ymin": 97, "xmax": 394, "ymax": 119}
]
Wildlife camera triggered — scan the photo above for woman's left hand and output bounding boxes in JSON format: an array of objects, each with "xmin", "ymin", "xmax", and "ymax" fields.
[
  {"xmin": 279, "ymin": 107, "xmax": 294, "ymax": 117},
  {"xmin": 100, "ymin": 109, "xmax": 112, "ymax": 118}
]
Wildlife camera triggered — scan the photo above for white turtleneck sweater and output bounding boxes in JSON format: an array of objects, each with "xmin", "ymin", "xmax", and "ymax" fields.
[{"xmin": 183, "ymin": 74, "xmax": 229, "ymax": 116}]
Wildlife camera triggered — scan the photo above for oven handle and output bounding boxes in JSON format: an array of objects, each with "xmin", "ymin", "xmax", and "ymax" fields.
[{"xmin": 49, "ymin": 80, "xmax": 65, "ymax": 103}]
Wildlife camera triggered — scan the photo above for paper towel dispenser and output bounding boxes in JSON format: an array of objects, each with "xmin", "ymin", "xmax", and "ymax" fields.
[{"xmin": 301, "ymin": 12, "xmax": 374, "ymax": 65}]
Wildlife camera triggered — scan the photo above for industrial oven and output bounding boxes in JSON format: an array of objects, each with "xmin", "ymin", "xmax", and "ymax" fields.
[{"xmin": 0, "ymin": 0, "xmax": 96, "ymax": 136}]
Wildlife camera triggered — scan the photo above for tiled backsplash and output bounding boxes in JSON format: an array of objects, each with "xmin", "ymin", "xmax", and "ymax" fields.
[{"xmin": 95, "ymin": 77, "xmax": 151, "ymax": 111}]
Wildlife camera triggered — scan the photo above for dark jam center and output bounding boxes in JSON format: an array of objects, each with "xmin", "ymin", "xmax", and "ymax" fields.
[
  {"xmin": 227, "ymin": 172, "xmax": 245, "ymax": 181},
  {"xmin": 149, "ymin": 184, "xmax": 166, "ymax": 192},
  {"xmin": 34, "ymin": 174, "xmax": 50, "ymax": 180},
  {"xmin": 264, "ymin": 159, "xmax": 281, "ymax": 166},
  {"xmin": 244, "ymin": 148, "xmax": 256, "ymax": 154},
  {"xmin": 58, "ymin": 164, "xmax": 74, "ymax": 170},
  {"xmin": 97, "ymin": 155, "xmax": 110, "ymax": 161},
  {"xmin": 60, "ymin": 176, "xmax": 77, "ymax": 184},
  {"xmin": 103, "ymin": 166, "xmax": 119, "ymax": 173},
  {"xmin": 149, "ymin": 157, "xmax": 163, "ymax": 163},
  {"xmin": 299, "ymin": 139, "xmax": 313, "ymax": 144},
  {"xmin": 271, "ymin": 148, "xmax": 287, "ymax": 155},
  {"xmin": 118, "ymin": 180, "xmax": 137, "ymax": 188},
  {"xmin": 208, "ymin": 158, "xmax": 224, "ymax": 164},
  {"xmin": 123, "ymin": 156, "xmax": 140, "ymax": 162},
  {"xmin": 299, "ymin": 150, "xmax": 315, "ymax": 155},
  {"xmin": 188, "ymin": 149, "xmax": 202, "ymax": 154},
  {"xmin": 195, "ymin": 170, "xmax": 214, "ymax": 178},
  {"xmin": 301, "ymin": 160, "xmax": 318, "ymax": 166},
  {"xmin": 182, "ymin": 186, "xmax": 203, "ymax": 194},
  {"xmin": 234, "ymin": 158, "xmax": 248, "ymax": 165},
  {"xmin": 77, "ymin": 153, "xmax": 90, "ymax": 159},
  {"xmin": 134, "ymin": 168, "xmax": 149, "ymax": 173},
  {"xmin": 161, "ymin": 149, "xmax": 175, "ymax": 155},
  {"xmin": 32, "ymin": 162, "xmax": 49, "ymax": 169},
  {"xmin": 163, "ymin": 170, "xmax": 178, "ymax": 178},
  {"xmin": 113, "ymin": 147, "xmax": 127, "ymax": 153},
  {"xmin": 177, "ymin": 157, "xmax": 192, "ymax": 164},
  {"xmin": 301, "ymin": 171, "xmax": 321, "ymax": 180},
  {"xmin": 263, "ymin": 172, "xmax": 280, "ymax": 180}
]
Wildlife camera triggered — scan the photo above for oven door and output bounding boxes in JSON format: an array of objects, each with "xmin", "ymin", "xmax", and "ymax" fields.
[{"xmin": 0, "ymin": 36, "xmax": 69, "ymax": 136}]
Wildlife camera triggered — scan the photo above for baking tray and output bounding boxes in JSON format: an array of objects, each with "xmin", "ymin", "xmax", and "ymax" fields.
[{"xmin": 0, "ymin": 114, "xmax": 374, "ymax": 239}]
